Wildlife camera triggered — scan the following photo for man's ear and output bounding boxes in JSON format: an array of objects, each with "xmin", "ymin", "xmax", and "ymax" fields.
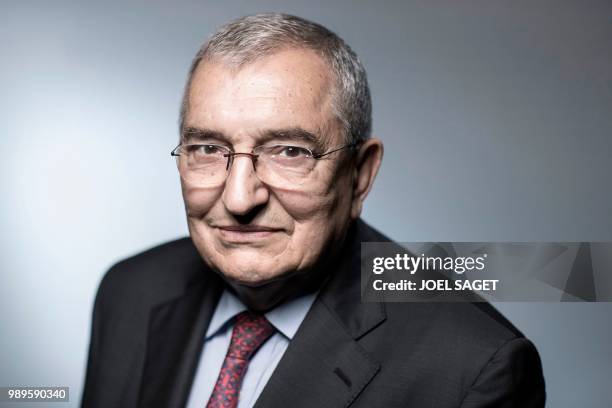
[{"xmin": 351, "ymin": 137, "xmax": 383, "ymax": 219}]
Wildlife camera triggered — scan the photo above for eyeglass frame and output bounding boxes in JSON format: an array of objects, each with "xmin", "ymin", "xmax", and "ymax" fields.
[{"xmin": 170, "ymin": 140, "xmax": 362, "ymax": 172}]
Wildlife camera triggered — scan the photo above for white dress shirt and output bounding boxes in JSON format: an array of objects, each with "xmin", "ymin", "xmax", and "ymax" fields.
[{"xmin": 186, "ymin": 289, "xmax": 317, "ymax": 408}]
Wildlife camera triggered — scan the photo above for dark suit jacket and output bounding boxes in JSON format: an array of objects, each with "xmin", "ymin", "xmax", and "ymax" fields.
[{"xmin": 82, "ymin": 219, "xmax": 545, "ymax": 407}]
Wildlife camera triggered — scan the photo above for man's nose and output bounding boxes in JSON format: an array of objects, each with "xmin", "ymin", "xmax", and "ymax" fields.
[{"xmin": 221, "ymin": 154, "xmax": 269, "ymax": 216}]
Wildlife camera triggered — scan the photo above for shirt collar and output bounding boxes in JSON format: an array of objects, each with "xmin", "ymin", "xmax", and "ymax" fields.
[{"xmin": 205, "ymin": 289, "xmax": 317, "ymax": 341}]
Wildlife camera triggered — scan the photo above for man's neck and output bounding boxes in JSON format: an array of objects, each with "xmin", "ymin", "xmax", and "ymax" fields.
[{"xmin": 224, "ymin": 264, "xmax": 329, "ymax": 313}]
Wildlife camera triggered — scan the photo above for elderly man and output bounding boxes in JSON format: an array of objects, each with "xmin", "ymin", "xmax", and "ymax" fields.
[{"xmin": 82, "ymin": 13, "xmax": 545, "ymax": 408}]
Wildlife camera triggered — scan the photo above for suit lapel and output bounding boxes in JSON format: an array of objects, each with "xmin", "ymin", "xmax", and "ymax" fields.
[
  {"xmin": 253, "ymin": 300, "xmax": 382, "ymax": 408},
  {"xmin": 138, "ymin": 270, "xmax": 224, "ymax": 408},
  {"xmin": 254, "ymin": 220, "xmax": 387, "ymax": 408}
]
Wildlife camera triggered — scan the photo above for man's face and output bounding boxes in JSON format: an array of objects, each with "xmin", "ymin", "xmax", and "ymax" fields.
[{"xmin": 181, "ymin": 48, "xmax": 356, "ymax": 285}]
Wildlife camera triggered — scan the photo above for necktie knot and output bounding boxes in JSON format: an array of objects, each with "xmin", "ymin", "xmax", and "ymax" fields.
[{"xmin": 227, "ymin": 311, "xmax": 275, "ymax": 361}]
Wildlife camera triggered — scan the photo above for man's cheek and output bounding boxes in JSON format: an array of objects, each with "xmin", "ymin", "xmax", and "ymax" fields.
[
  {"xmin": 181, "ymin": 184, "xmax": 220, "ymax": 218},
  {"xmin": 272, "ymin": 187, "xmax": 337, "ymax": 221}
]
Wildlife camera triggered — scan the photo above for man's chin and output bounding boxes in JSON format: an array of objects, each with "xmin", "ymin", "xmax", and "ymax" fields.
[{"xmin": 213, "ymin": 264, "xmax": 294, "ymax": 287}]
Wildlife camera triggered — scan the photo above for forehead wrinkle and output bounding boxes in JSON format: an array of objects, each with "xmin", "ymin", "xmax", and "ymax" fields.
[
  {"xmin": 200, "ymin": 50, "xmax": 334, "ymax": 108},
  {"xmin": 186, "ymin": 50, "xmax": 341, "ymax": 146}
]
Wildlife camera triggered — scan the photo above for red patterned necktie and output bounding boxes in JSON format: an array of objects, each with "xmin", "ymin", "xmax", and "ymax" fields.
[{"xmin": 206, "ymin": 311, "xmax": 276, "ymax": 408}]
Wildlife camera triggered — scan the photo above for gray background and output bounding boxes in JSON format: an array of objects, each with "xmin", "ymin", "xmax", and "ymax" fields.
[{"xmin": 1, "ymin": 0, "xmax": 611, "ymax": 407}]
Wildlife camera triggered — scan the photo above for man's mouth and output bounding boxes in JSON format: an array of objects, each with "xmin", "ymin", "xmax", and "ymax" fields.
[{"xmin": 216, "ymin": 225, "xmax": 284, "ymax": 242}]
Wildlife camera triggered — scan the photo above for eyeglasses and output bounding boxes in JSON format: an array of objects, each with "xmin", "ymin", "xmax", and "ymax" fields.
[{"xmin": 170, "ymin": 142, "xmax": 360, "ymax": 189}]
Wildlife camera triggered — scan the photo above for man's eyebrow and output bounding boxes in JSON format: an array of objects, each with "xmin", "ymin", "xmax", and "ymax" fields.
[
  {"xmin": 181, "ymin": 126, "xmax": 329, "ymax": 151},
  {"xmin": 181, "ymin": 127, "xmax": 228, "ymax": 143},
  {"xmin": 259, "ymin": 128, "xmax": 327, "ymax": 151}
]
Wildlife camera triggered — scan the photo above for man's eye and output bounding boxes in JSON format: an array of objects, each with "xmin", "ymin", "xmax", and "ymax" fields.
[
  {"xmin": 272, "ymin": 145, "xmax": 312, "ymax": 158},
  {"xmin": 190, "ymin": 145, "xmax": 223, "ymax": 155}
]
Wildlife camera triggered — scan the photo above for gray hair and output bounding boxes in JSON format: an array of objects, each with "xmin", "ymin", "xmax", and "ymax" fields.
[{"xmin": 179, "ymin": 13, "xmax": 372, "ymax": 144}]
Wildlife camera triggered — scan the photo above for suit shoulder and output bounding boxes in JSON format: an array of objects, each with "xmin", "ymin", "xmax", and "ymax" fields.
[
  {"xmin": 385, "ymin": 301, "xmax": 524, "ymax": 350},
  {"xmin": 96, "ymin": 237, "xmax": 205, "ymax": 307},
  {"xmin": 376, "ymin": 301, "xmax": 536, "ymax": 394}
]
